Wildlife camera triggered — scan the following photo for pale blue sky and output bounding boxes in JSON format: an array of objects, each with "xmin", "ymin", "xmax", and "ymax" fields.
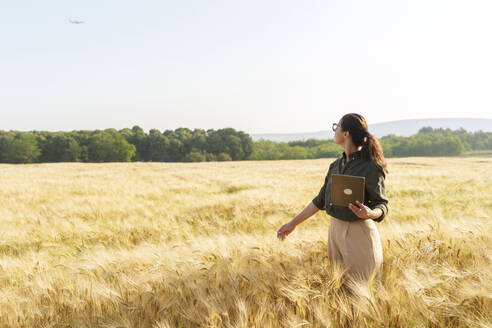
[{"xmin": 1, "ymin": 0, "xmax": 491, "ymax": 133}]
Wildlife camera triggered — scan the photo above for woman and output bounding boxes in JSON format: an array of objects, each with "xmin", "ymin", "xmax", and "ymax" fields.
[{"xmin": 276, "ymin": 113, "xmax": 388, "ymax": 282}]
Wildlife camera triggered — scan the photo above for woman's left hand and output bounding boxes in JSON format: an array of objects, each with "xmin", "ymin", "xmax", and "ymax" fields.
[{"xmin": 348, "ymin": 200, "xmax": 374, "ymax": 220}]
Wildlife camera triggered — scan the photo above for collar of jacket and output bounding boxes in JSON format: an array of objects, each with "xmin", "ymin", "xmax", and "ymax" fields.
[{"xmin": 341, "ymin": 150, "xmax": 362, "ymax": 162}]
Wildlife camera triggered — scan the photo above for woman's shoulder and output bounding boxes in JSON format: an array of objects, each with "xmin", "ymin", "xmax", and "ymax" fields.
[
  {"xmin": 329, "ymin": 156, "xmax": 342, "ymax": 169},
  {"xmin": 366, "ymin": 160, "xmax": 386, "ymax": 177}
]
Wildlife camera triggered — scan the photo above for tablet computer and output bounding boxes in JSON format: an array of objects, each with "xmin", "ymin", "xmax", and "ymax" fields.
[{"xmin": 330, "ymin": 174, "xmax": 365, "ymax": 207}]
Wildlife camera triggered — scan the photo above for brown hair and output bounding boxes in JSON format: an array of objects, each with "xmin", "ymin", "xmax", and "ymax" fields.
[{"xmin": 340, "ymin": 113, "xmax": 388, "ymax": 172}]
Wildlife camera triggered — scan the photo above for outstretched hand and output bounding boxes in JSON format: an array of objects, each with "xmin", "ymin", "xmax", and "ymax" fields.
[
  {"xmin": 348, "ymin": 200, "xmax": 374, "ymax": 220},
  {"xmin": 277, "ymin": 222, "xmax": 296, "ymax": 241}
]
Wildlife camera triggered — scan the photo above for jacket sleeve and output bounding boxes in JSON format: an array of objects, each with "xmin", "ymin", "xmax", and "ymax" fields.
[
  {"xmin": 312, "ymin": 164, "xmax": 333, "ymax": 210},
  {"xmin": 366, "ymin": 162, "xmax": 389, "ymax": 223},
  {"xmin": 312, "ymin": 176, "xmax": 327, "ymax": 210}
]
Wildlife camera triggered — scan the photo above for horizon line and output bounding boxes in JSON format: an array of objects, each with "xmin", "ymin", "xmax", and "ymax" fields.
[{"xmin": 1, "ymin": 117, "xmax": 491, "ymax": 134}]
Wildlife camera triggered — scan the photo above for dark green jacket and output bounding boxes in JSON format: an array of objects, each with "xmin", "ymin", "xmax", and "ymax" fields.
[{"xmin": 312, "ymin": 150, "xmax": 388, "ymax": 223}]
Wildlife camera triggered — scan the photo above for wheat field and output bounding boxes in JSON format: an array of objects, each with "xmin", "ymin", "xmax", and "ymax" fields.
[{"xmin": 0, "ymin": 157, "xmax": 491, "ymax": 327}]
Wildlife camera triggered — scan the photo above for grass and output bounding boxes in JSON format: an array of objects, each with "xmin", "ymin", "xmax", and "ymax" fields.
[{"xmin": 0, "ymin": 157, "xmax": 491, "ymax": 327}]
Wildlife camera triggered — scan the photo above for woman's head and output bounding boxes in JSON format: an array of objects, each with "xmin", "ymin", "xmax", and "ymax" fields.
[{"xmin": 334, "ymin": 113, "xmax": 387, "ymax": 171}]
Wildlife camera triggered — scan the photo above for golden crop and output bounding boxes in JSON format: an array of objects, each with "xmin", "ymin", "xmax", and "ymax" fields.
[{"xmin": 0, "ymin": 157, "xmax": 490, "ymax": 327}]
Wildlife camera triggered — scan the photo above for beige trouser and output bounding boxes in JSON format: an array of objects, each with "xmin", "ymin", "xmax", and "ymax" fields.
[{"xmin": 328, "ymin": 216, "xmax": 383, "ymax": 282}]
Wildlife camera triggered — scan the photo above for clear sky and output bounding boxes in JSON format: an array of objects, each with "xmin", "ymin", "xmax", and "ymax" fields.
[{"xmin": 1, "ymin": 0, "xmax": 491, "ymax": 134}]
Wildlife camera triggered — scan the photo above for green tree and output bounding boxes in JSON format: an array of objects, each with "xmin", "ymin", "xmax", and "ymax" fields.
[
  {"xmin": 147, "ymin": 129, "xmax": 170, "ymax": 162},
  {"xmin": 184, "ymin": 151, "xmax": 206, "ymax": 162},
  {"xmin": 0, "ymin": 132, "xmax": 41, "ymax": 163},
  {"xmin": 37, "ymin": 133, "xmax": 82, "ymax": 162},
  {"xmin": 119, "ymin": 126, "xmax": 149, "ymax": 161},
  {"xmin": 88, "ymin": 130, "xmax": 136, "ymax": 162},
  {"xmin": 217, "ymin": 152, "xmax": 232, "ymax": 161}
]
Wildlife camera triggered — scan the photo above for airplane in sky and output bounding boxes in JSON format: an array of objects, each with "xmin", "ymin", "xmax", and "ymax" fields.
[{"xmin": 69, "ymin": 19, "xmax": 85, "ymax": 24}]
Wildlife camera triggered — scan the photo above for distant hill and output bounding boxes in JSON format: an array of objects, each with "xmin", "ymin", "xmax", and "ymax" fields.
[{"xmin": 251, "ymin": 118, "xmax": 492, "ymax": 142}]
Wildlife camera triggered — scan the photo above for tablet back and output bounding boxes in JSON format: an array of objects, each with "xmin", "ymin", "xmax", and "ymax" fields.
[{"xmin": 330, "ymin": 174, "xmax": 365, "ymax": 207}]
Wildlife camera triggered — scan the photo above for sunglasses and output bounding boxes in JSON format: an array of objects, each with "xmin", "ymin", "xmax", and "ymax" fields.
[{"xmin": 332, "ymin": 123, "xmax": 338, "ymax": 132}]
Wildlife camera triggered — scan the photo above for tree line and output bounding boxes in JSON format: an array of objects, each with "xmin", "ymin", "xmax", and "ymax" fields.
[
  {"xmin": 250, "ymin": 127, "xmax": 492, "ymax": 159},
  {"xmin": 0, "ymin": 127, "xmax": 253, "ymax": 163},
  {"xmin": 0, "ymin": 126, "xmax": 491, "ymax": 163},
  {"xmin": 380, "ymin": 127, "xmax": 492, "ymax": 157}
]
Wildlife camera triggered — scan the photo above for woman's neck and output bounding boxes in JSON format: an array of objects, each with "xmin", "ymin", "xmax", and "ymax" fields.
[{"xmin": 343, "ymin": 143, "xmax": 362, "ymax": 161}]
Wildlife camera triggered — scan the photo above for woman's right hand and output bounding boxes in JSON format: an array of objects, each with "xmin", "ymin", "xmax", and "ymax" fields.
[{"xmin": 277, "ymin": 222, "xmax": 296, "ymax": 241}]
